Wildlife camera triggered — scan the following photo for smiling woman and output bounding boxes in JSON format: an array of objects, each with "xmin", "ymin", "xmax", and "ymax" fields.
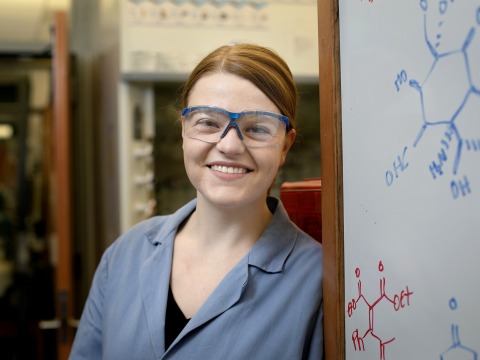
[
  {"xmin": 180, "ymin": 70, "xmax": 296, "ymax": 211},
  {"xmin": 153, "ymin": 80, "xmax": 320, "ymax": 215},
  {"xmin": 70, "ymin": 43, "xmax": 323, "ymax": 360}
]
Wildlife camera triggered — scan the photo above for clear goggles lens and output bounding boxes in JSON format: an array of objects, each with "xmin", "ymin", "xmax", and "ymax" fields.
[{"xmin": 182, "ymin": 106, "xmax": 290, "ymax": 147}]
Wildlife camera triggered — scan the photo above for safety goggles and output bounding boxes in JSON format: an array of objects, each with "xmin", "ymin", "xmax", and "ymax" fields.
[{"xmin": 181, "ymin": 106, "xmax": 291, "ymax": 147}]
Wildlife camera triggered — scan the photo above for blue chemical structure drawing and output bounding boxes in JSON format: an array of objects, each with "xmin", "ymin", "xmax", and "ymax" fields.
[
  {"xmin": 386, "ymin": 0, "xmax": 480, "ymax": 200},
  {"xmin": 440, "ymin": 297, "xmax": 478, "ymax": 360},
  {"xmin": 346, "ymin": 261, "xmax": 414, "ymax": 360}
]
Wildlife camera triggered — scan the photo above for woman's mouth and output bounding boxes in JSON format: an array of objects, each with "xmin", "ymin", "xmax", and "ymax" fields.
[{"xmin": 209, "ymin": 164, "xmax": 250, "ymax": 174}]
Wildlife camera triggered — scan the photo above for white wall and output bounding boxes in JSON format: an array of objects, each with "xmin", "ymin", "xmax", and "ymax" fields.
[
  {"xmin": 120, "ymin": 0, "xmax": 319, "ymax": 81},
  {"xmin": 0, "ymin": 0, "xmax": 71, "ymax": 52}
]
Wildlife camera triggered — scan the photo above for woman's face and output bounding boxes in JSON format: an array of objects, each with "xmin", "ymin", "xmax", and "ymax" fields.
[{"xmin": 182, "ymin": 72, "xmax": 296, "ymax": 209}]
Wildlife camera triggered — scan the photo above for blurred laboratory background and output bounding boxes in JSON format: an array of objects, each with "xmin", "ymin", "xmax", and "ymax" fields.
[{"xmin": 0, "ymin": 0, "xmax": 320, "ymax": 358}]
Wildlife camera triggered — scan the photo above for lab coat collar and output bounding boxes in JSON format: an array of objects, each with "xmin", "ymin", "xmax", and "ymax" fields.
[
  {"xmin": 247, "ymin": 196, "xmax": 297, "ymax": 273},
  {"xmin": 144, "ymin": 196, "xmax": 297, "ymax": 274}
]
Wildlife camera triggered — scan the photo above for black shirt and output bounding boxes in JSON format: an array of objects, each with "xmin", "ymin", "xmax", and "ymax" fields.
[{"xmin": 165, "ymin": 286, "xmax": 190, "ymax": 350}]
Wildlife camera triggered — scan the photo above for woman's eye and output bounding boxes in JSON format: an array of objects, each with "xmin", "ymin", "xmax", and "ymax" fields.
[
  {"xmin": 195, "ymin": 117, "xmax": 221, "ymax": 129},
  {"xmin": 245, "ymin": 125, "xmax": 271, "ymax": 135}
]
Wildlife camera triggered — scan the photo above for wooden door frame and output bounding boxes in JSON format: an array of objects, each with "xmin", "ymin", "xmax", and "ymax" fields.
[
  {"xmin": 53, "ymin": 11, "xmax": 74, "ymax": 359},
  {"xmin": 317, "ymin": 0, "xmax": 345, "ymax": 359}
]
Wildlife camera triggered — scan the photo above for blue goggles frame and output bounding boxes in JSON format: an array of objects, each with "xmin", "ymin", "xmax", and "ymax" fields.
[{"xmin": 181, "ymin": 106, "xmax": 291, "ymax": 141}]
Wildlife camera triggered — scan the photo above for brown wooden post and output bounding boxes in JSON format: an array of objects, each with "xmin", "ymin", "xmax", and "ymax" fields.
[
  {"xmin": 53, "ymin": 11, "xmax": 74, "ymax": 359},
  {"xmin": 317, "ymin": 0, "xmax": 345, "ymax": 359}
]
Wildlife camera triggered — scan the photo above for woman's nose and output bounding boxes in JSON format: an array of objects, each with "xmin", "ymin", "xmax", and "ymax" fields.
[{"xmin": 216, "ymin": 126, "xmax": 246, "ymax": 154}]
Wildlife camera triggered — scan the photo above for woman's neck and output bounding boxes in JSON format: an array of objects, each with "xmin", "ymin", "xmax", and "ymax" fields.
[
  {"xmin": 170, "ymin": 195, "xmax": 274, "ymax": 318},
  {"xmin": 180, "ymin": 195, "xmax": 273, "ymax": 252}
]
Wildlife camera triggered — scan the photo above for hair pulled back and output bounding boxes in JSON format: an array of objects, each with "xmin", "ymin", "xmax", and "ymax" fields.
[{"xmin": 180, "ymin": 43, "xmax": 299, "ymax": 130}]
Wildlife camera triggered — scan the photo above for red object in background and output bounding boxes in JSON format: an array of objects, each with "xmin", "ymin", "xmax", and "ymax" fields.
[{"xmin": 280, "ymin": 178, "xmax": 322, "ymax": 243}]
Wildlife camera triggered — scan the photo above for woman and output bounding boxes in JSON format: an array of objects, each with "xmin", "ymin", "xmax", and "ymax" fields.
[{"xmin": 70, "ymin": 43, "xmax": 323, "ymax": 360}]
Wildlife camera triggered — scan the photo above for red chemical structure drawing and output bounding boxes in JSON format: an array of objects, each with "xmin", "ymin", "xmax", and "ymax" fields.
[{"xmin": 346, "ymin": 261, "xmax": 414, "ymax": 360}]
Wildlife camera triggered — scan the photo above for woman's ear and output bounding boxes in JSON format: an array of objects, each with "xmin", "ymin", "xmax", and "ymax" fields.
[{"xmin": 279, "ymin": 129, "xmax": 296, "ymax": 167}]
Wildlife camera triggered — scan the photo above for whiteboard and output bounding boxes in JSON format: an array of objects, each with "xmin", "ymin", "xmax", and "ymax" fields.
[{"xmin": 340, "ymin": 1, "xmax": 480, "ymax": 359}]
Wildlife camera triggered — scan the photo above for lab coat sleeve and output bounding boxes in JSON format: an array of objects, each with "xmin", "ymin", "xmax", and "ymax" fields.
[
  {"xmin": 69, "ymin": 249, "xmax": 109, "ymax": 359},
  {"xmin": 307, "ymin": 301, "xmax": 324, "ymax": 360}
]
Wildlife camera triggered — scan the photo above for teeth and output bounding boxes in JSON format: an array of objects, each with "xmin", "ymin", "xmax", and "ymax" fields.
[{"xmin": 211, "ymin": 165, "xmax": 247, "ymax": 174}]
